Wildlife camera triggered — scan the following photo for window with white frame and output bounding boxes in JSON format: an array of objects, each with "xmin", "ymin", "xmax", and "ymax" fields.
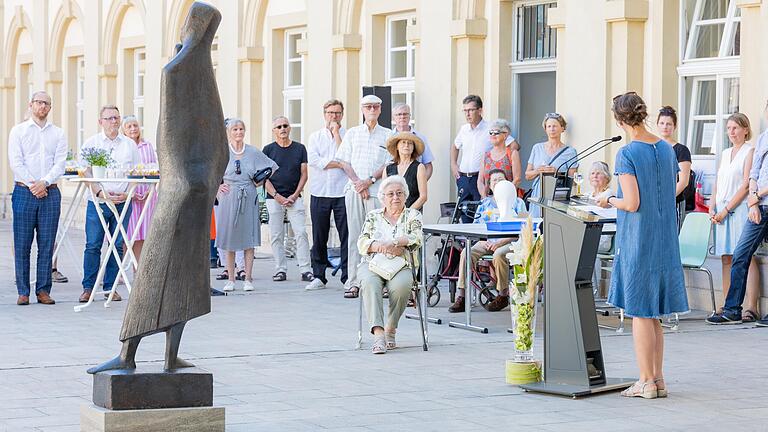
[
  {"xmin": 386, "ymin": 14, "xmax": 416, "ymax": 127},
  {"xmin": 283, "ymin": 29, "xmax": 304, "ymax": 141},
  {"xmin": 76, "ymin": 57, "xmax": 85, "ymax": 149},
  {"xmin": 679, "ymin": 0, "xmax": 740, "ymax": 159},
  {"xmin": 133, "ymin": 48, "xmax": 146, "ymax": 130},
  {"xmin": 516, "ymin": 2, "xmax": 557, "ymax": 62}
]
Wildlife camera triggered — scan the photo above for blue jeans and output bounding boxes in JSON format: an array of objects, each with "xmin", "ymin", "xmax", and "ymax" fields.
[
  {"xmin": 82, "ymin": 201, "xmax": 131, "ymax": 291},
  {"xmin": 456, "ymin": 174, "xmax": 480, "ymax": 223},
  {"xmin": 723, "ymin": 205, "xmax": 768, "ymax": 317},
  {"xmin": 12, "ymin": 185, "xmax": 61, "ymax": 296}
]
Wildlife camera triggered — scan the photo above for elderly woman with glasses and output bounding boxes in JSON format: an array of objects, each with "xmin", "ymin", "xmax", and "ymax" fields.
[
  {"xmin": 215, "ymin": 118, "xmax": 278, "ymax": 292},
  {"xmin": 525, "ymin": 113, "xmax": 578, "ymax": 217},
  {"xmin": 477, "ymin": 118, "xmax": 522, "ymax": 197},
  {"xmin": 357, "ymin": 175, "xmax": 423, "ymax": 354}
]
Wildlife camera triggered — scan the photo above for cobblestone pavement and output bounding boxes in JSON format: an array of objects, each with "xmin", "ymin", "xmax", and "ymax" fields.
[{"xmin": 1, "ymin": 220, "xmax": 767, "ymax": 432}]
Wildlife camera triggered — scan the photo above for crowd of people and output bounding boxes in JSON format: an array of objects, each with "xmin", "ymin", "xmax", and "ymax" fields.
[{"xmin": 8, "ymin": 88, "xmax": 768, "ymax": 367}]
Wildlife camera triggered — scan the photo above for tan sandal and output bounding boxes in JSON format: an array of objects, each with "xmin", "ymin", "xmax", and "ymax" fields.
[
  {"xmin": 655, "ymin": 378, "xmax": 667, "ymax": 398},
  {"xmin": 385, "ymin": 330, "xmax": 396, "ymax": 350},
  {"xmin": 620, "ymin": 381, "xmax": 657, "ymax": 399}
]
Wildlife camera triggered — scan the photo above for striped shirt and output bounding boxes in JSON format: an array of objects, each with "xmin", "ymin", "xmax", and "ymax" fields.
[{"xmin": 336, "ymin": 123, "xmax": 391, "ymax": 195}]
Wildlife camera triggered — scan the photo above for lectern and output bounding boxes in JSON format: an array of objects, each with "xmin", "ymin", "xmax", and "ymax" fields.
[{"xmin": 520, "ymin": 192, "xmax": 634, "ymax": 397}]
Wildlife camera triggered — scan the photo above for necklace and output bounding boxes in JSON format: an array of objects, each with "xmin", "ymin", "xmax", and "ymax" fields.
[{"xmin": 229, "ymin": 142, "xmax": 245, "ymax": 155}]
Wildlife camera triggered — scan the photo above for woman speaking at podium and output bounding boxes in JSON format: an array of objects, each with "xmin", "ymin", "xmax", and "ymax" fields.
[{"xmin": 597, "ymin": 92, "xmax": 688, "ymax": 399}]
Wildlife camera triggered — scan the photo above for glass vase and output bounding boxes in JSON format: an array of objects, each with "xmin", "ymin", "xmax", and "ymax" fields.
[{"xmin": 511, "ymin": 293, "xmax": 538, "ymax": 363}]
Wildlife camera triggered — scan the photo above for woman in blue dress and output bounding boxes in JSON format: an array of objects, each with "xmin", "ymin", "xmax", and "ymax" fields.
[{"xmin": 597, "ymin": 93, "xmax": 688, "ymax": 399}]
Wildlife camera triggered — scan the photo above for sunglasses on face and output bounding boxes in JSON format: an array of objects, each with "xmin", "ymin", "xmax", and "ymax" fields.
[
  {"xmin": 235, "ymin": 159, "xmax": 241, "ymax": 175},
  {"xmin": 489, "ymin": 129, "xmax": 507, "ymax": 136},
  {"xmin": 545, "ymin": 112, "xmax": 562, "ymax": 119},
  {"xmin": 274, "ymin": 124, "xmax": 290, "ymax": 130}
]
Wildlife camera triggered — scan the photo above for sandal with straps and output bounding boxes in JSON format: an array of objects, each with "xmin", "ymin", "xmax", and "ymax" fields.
[
  {"xmin": 620, "ymin": 381, "xmax": 657, "ymax": 399},
  {"xmin": 655, "ymin": 378, "xmax": 668, "ymax": 398},
  {"xmin": 385, "ymin": 330, "xmax": 396, "ymax": 350},
  {"xmin": 371, "ymin": 335, "xmax": 387, "ymax": 354}
]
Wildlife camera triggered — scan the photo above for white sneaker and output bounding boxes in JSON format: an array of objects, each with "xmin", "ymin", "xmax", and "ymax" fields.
[
  {"xmin": 243, "ymin": 280, "xmax": 254, "ymax": 291},
  {"xmin": 223, "ymin": 281, "xmax": 235, "ymax": 292},
  {"xmin": 305, "ymin": 279, "xmax": 326, "ymax": 291}
]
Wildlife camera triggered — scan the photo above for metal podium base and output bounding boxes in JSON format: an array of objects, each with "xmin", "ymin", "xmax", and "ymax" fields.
[{"xmin": 520, "ymin": 377, "xmax": 635, "ymax": 398}]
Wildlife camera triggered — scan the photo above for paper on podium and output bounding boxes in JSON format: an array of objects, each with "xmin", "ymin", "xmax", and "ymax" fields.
[{"xmin": 573, "ymin": 205, "xmax": 617, "ymax": 219}]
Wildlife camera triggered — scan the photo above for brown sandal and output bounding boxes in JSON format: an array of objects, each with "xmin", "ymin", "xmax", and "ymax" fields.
[
  {"xmin": 344, "ymin": 286, "xmax": 359, "ymax": 299},
  {"xmin": 743, "ymin": 310, "xmax": 758, "ymax": 323}
]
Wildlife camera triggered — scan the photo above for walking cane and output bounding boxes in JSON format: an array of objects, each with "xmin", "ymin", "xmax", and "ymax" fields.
[{"xmin": 406, "ymin": 250, "xmax": 428, "ymax": 351}]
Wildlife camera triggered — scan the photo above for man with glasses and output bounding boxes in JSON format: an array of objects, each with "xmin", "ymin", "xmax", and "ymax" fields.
[
  {"xmin": 336, "ymin": 94, "xmax": 392, "ymax": 299},
  {"xmin": 78, "ymin": 105, "xmax": 140, "ymax": 303},
  {"xmin": 391, "ymin": 103, "xmax": 435, "ymax": 180},
  {"xmin": 450, "ymin": 95, "xmax": 518, "ymax": 222},
  {"xmin": 263, "ymin": 116, "xmax": 312, "ymax": 282},
  {"xmin": 8, "ymin": 91, "xmax": 67, "ymax": 305},
  {"xmin": 305, "ymin": 99, "xmax": 349, "ymax": 291}
]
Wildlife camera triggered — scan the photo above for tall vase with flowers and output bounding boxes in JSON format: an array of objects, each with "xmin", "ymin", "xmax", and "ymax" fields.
[{"xmin": 505, "ymin": 216, "xmax": 544, "ymax": 385}]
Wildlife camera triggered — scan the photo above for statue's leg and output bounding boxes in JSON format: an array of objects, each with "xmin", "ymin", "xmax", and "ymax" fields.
[
  {"xmin": 164, "ymin": 322, "xmax": 195, "ymax": 371},
  {"xmin": 87, "ymin": 338, "xmax": 140, "ymax": 374}
]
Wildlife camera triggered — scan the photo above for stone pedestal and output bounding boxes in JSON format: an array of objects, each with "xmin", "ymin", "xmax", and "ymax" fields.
[
  {"xmin": 92, "ymin": 367, "xmax": 213, "ymax": 410},
  {"xmin": 80, "ymin": 405, "xmax": 225, "ymax": 432}
]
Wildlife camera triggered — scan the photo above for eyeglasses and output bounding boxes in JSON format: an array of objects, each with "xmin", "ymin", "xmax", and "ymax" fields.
[
  {"xmin": 32, "ymin": 100, "xmax": 51, "ymax": 107},
  {"xmin": 324, "ymin": 111, "xmax": 343, "ymax": 115},
  {"xmin": 384, "ymin": 190, "xmax": 406, "ymax": 199},
  {"xmin": 101, "ymin": 116, "xmax": 121, "ymax": 122},
  {"xmin": 394, "ymin": 112, "xmax": 411, "ymax": 117},
  {"xmin": 489, "ymin": 129, "xmax": 507, "ymax": 136},
  {"xmin": 235, "ymin": 159, "xmax": 241, "ymax": 175},
  {"xmin": 362, "ymin": 104, "xmax": 380, "ymax": 110},
  {"xmin": 462, "ymin": 108, "xmax": 479, "ymax": 114},
  {"xmin": 273, "ymin": 124, "xmax": 290, "ymax": 130}
]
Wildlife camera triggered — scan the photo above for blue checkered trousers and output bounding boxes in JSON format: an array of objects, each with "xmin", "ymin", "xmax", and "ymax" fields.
[{"xmin": 11, "ymin": 184, "xmax": 61, "ymax": 296}]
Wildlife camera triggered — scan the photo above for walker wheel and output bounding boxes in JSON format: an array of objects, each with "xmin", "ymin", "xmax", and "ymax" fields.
[
  {"xmin": 427, "ymin": 285, "xmax": 441, "ymax": 307},
  {"xmin": 479, "ymin": 287, "xmax": 497, "ymax": 310}
]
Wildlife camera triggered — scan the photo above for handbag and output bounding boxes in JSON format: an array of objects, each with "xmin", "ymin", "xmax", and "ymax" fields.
[{"xmin": 368, "ymin": 253, "xmax": 407, "ymax": 280}]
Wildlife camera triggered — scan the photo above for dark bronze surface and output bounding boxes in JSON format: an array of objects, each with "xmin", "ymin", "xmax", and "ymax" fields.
[{"xmin": 92, "ymin": 368, "xmax": 213, "ymax": 410}]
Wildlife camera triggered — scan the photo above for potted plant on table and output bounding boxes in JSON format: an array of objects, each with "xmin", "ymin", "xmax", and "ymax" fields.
[
  {"xmin": 80, "ymin": 148, "xmax": 114, "ymax": 179},
  {"xmin": 505, "ymin": 216, "xmax": 544, "ymax": 385}
]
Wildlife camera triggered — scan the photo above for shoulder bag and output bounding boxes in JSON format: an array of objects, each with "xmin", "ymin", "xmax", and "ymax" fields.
[{"xmin": 368, "ymin": 253, "xmax": 407, "ymax": 280}]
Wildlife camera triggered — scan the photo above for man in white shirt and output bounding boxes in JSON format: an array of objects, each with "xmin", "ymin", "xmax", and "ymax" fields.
[
  {"xmin": 305, "ymin": 99, "xmax": 349, "ymax": 291},
  {"xmin": 336, "ymin": 94, "xmax": 391, "ymax": 298},
  {"xmin": 450, "ymin": 94, "xmax": 519, "ymax": 222},
  {"xmin": 78, "ymin": 105, "xmax": 140, "ymax": 303},
  {"xmin": 8, "ymin": 91, "xmax": 67, "ymax": 305},
  {"xmin": 391, "ymin": 103, "xmax": 435, "ymax": 180}
]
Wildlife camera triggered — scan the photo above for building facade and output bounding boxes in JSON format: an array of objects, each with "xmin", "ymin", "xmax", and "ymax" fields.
[{"xmin": 3, "ymin": 0, "xmax": 768, "ymax": 310}]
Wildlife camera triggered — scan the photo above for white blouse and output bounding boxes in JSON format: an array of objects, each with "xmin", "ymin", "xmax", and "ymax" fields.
[{"xmin": 716, "ymin": 144, "xmax": 753, "ymax": 205}]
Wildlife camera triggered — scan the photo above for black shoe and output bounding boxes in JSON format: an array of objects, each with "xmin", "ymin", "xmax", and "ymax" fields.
[
  {"xmin": 756, "ymin": 315, "xmax": 768, "ymax": 327},
  {"xmin": 210, "ymin": 260, "xmax": 218, "ymax": 269},
  {"xmin": 301, "ymin": 272, "xmax": 314, "ymax": 282},
  {"xmin": 705, "ymin": 312, "xmax": 742, "ymax": 325},
  {"xmin": 210, "ymin": 287, "xmax": 226, "ymax": 296}
]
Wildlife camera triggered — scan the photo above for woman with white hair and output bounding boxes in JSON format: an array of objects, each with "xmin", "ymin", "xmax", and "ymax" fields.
[
  {"xmin": 478, "ymin": 118, "xmax": 522, "ymax": 197},
  {"xmin": 215, "ymin": 118, "xmax": 278, "ymax": 292},
  {"xmin": 357, "ymin": 175, "xmax": 423, "ymax": 354},
  {"xmin": 123, "ymin": 115, "xmax": 158, "ymax": 263},
  {"xmin": 587, "ymin": 161, "xmax": 613, "ymax": 202}
]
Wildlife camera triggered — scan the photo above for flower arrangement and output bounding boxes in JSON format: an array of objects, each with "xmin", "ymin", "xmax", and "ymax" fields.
[
  {"xmin": 80, "ymin": 147, "xmax": 114, "ymax": 167},
  {"xmin": 505, "ymin": 215, "xmax": 544, "ymax": 384}
]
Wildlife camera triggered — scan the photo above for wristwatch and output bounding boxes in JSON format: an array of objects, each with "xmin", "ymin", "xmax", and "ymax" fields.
[{"xmin": 369, "ymin": 176, "xmax": 376, "ymax": 184}]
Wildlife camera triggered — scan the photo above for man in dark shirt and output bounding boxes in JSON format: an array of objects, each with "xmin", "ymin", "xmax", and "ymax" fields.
[{"xmin": 263, "ymin": 116, "xmax": 312, "ymax": 282}]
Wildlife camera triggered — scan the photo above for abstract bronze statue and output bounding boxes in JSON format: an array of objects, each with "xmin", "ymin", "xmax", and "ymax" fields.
[{"xmin": 88, "ymin": 2, "xmax": 228, "ymax": 374}]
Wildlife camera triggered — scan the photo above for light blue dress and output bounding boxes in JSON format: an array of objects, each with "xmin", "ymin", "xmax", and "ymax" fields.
[
  {"xmin": 608, "ymin": 140, "xmax": 689, "ymax": 318},
  {"xmin": 527, "ymin": 142, "xmax": 578, "ymax": 218}
]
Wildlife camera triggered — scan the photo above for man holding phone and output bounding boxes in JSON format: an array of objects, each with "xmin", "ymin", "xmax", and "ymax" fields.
[
  {"xmin": 78, "ymin": 105, "xmax": 140, "ymax": 303},
  {"xmin": 305, "ymin": 99, "xmax": 349, "ymax": 291}
]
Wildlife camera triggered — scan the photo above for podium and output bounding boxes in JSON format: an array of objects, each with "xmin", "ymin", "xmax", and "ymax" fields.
[{"xmin": 520, "ymin": 191, "xmax": 634, "ymax": 398}]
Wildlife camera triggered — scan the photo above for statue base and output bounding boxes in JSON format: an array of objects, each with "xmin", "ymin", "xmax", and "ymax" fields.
[
  {"xmin": 92, "ymin": 367, "xmax": 213, "ymax": 410},
  {"xmin": 80, "ymin": 404, "xmax": 224, "ymax": 432}
]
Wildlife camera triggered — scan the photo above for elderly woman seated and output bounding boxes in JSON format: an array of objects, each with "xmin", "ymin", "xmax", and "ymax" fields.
[
  {"xmin": 357, "ymin": 175, "xmax": 423, "ymax": 354},
  {"xmin": 450, "ymin": 169, "xmax": 526, "ymax": 314}
]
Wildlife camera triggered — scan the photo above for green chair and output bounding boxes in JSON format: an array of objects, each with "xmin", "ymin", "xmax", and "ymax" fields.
[{"xmin": 671, "ymin": 212, "xmax": 716, "ymax": 329}]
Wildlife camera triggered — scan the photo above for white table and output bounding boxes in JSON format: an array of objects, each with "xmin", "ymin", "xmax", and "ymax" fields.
[{"xmin": 65, "ymin": 177, "xmax": 159, "ymax": 312}]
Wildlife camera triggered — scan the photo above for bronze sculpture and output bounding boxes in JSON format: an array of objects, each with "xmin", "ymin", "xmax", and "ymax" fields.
[{"xmin": 88, "ymin": 2, "xmax": 228, "ymax": 374}]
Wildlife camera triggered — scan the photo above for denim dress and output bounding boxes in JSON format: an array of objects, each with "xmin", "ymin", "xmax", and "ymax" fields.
[{"xmin": 608, "ymin": 140, "xmax": 689, "ymax": 318}]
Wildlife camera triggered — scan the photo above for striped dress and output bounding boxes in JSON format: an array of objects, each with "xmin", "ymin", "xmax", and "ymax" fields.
[{"xmin": 127, "ymin": 139, "xmax": 159, "ymax": 241}]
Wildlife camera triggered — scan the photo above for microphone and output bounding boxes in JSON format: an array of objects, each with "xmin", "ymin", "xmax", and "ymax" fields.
[
  {"xmin": 555, "ymin": 136, "xmax": 621, "ymax": 176},
  {"xmin": 565, "ymin": 135, "xmax": 622, "ymax": 173}
]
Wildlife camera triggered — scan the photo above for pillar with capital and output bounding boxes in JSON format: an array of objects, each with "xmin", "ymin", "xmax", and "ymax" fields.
[{"xmin": 331, "ymin": 33, "xmax": 362, "ymax": 127}]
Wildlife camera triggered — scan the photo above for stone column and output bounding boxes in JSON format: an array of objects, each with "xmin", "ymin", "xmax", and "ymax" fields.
[
  {"xmin": 99, "ymin": 64, "xmax": 117, "ymax": 107},
  {"xmin": 331, "ymin": 34, "xmax": 362, "ymax": 127},
  {"xmin": 645, "ymin": 0, "xmax": 679, "ymax": 119},
  {"xmin": 737, "ymin": 0, "xmax": 766, "ymax": 130},
  {"xmin": 143, "ymin": 0, "xmax": 166, "ymax": 143},
  {"xmin": 82, "ymin": 1, "xmax": 104, "ymax": 137},
  {"xmin": 238, "ymin": 46, "xmax": 264, "ymax": 147},
  {"xmin": 450, "ymin": 18, "xmax": 486, "ymax": 108},
  {"xmin": 0, "ymin": 78, "xmax": 15, "ymax": 194},
  {"xmin": 44, "ymin": 71, "xmax": 63, "ymax": 127}
]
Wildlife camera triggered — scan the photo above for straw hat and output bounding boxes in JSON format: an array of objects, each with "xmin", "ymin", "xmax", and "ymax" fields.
[{"xmin": 386, "ymin": 132, "xmax": 425, "ymax": 160}]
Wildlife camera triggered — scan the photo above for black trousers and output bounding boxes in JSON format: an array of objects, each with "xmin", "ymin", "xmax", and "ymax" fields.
[
  {"xmin": 457, "ymin": 174, "xmax": 481, "ymax": 223},
  {"xmin": 310, "ymin": 196, "xmax": 348, "ymax": 284}
]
